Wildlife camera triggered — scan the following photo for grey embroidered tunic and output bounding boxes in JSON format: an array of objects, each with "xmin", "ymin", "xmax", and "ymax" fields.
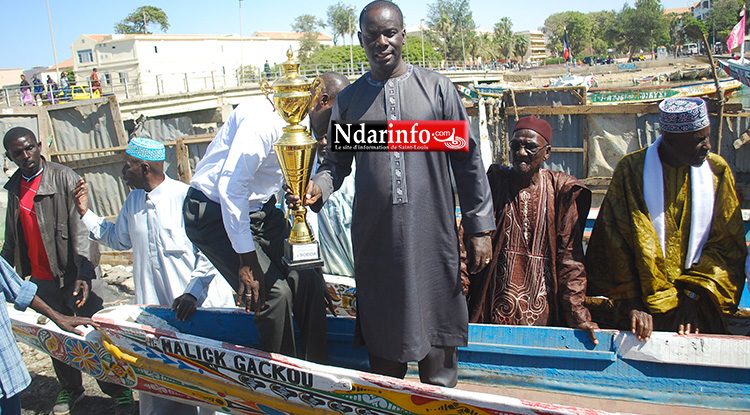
[{"xmin": 312, "ymin": 65, "xmax": 494, "ymax": 362}]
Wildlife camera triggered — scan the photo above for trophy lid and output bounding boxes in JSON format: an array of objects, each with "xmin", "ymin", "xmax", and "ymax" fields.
[{"xmin": 273, "ymin": 48, "xmax": 312, "ymax": 89}]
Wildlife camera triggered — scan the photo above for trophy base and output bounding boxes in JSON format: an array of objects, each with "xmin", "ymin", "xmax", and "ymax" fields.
[{"xmin": 282, "ymin": 240, "xmax": 324, "ymax": 271}]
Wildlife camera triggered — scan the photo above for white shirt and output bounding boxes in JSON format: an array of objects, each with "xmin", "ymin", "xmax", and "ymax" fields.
[
  {"xmin": 190, "ymin": 97, "xmax": 305, "ymax": 254},
  {"xmin": 82, "ymin": 176, "xmax": 235, "ymax": 308}
]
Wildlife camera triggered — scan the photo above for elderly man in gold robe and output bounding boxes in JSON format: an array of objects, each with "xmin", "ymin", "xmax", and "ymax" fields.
[{"xmin": 587, "ymin": 97, "xmax": 746, "ymax": 341}]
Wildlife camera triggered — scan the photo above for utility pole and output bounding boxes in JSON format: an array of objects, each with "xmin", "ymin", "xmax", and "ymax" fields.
[
  {"xmin": 420, "ymin": 19, "xmax": 425, "ymax": 67},
  {"xmin": 239, "ymin": 0, "xmax": 244, "ymax": 83},
  {"xmin": 46, "ymin": 0, "xmax": 60, "ymax": 86}
]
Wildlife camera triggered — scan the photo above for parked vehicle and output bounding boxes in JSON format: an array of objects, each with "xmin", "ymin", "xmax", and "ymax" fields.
[
  {"xmin": 683, "ymin": 43, "xmax": 699, "ymax": 55},
  {"xmin": 55, "ymin": 85, "xmax": 102, "ymax": 102}
]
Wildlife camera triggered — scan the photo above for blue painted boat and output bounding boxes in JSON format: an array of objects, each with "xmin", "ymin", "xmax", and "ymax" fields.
[
  {"xmin": 10, "ymin": 303, "xmax": 622, "ymax": 415},
  {"xmin": 9, "ymin": 211, "xmax": 750, "ymax": 414}
]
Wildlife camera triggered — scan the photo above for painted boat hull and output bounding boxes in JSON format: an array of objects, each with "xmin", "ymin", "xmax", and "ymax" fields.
[
  {"xmin": 587, "ymin": 78, "xmax": 743, "ymax": 105},
  {"xmin": 10, "ymin": 304, "xmax": 619, "ymax": 415},
  {"xmin": 720, "ymin": 59, "xmax": 750, "ymax": 87},
  {"xmin": 11, "ymin": 299, "xmax": 750, "ymax": 414}
]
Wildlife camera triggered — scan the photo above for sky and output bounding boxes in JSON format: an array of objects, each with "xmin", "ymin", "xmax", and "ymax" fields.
[{"xmin": 1, "ymin": 0, "xmax": 698, "ymax": 71}]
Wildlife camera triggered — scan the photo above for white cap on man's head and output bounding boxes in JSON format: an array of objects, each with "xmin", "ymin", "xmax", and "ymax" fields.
[{"xmin": 659, "ymin": 97, "xmax": 710, "ymax": 133}]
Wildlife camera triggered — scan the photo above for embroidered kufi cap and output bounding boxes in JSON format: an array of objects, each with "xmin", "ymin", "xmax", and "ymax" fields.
[
  {"xmin": 659, "ymin": 97, "xmax": 710, "ymax": 133},
  {"xmin": 126, "ymin": 137, "xmax": 165, "ymax": 161},
  {"xmin": 512, "ymin": 115, "xmax": 552, "ymax": 144}
]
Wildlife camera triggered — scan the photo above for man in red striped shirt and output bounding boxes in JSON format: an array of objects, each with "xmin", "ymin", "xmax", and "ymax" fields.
[{"xmin": 1, "ymin": 127, "xmax": 135, "ymax": 415}]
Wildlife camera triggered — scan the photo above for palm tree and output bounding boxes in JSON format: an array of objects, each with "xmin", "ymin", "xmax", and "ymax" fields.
[
  {"xmin": 514, "ymin": 36, "xmax": 529, "ymax": 63},
  {"xmin": 435, "ymin": 13, "xmax": 452, "ymax": 63},
  {"xmin": 494, "ymin": 17, "xmax": 517, "ymax": 65}
]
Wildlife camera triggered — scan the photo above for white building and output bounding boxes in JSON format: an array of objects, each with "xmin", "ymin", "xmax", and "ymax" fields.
[
  {"xmin": 70, "ymin": 32, "xmax": 333, "ymax": 98},
  {"xmin": 692, "ymin": 0, "xmax": 712, "ymax": 21},
  {"xmin": 516, "ymin": 30, "xmax": 546, "ymax": 65}
]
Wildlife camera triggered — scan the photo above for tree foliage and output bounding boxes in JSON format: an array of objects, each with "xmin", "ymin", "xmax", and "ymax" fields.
[
  {"xmin": 542, "ymin": 11, "xmax": 592, "ymax": 58},
  {"xmin": 292, "ymin": 14, "xmax": 326, "ymax": 63},
  {"xmin": 426, "ymin": 0, "xmax": 476, "ymax": 62},
  {"xmin": 327, "ymin": 2, "xmax": 356, "ymax": 46},
  {"xmin": 114, "ymin": 6, "xmax": 169, "ymax": 34},
  {"xmin": 705, "ymin": 0, "xmax": 744, "ymax": 43},
  {"xmin": 617, "ymin": 0, "xmax": 669, "ymax": 56}
]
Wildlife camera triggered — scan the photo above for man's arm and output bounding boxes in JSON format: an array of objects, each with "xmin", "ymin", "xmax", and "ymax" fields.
[
  {"xmin": 173, "ymin": 248, "xmax": 217, "ymax": 321},
  {"xmin": 586, "ymin": 158, "xmax": 652, "ymax": 341},
  {"xmin": 75, "ymin": 178, "xmax": 133, "ymax": 251},
  {"xmin": 0, "ymin": 256, "xmax": 92, "ymax": 335},
  {"xmin": 554, "ymin": 182, "xmax": 598, "ymax": 344},
  {"xmin": 442, "ymin": 80, "xmax": 495, "ymax": 273},
  {"xmin": 1, "ymin": 191, "xmax": 16, "ymax": 266},
  {"xmin": 65, "ymin": 170, "xmax": 97, "ymax": 308},
  {"xmin": 678, "ymin": 159, "xmax": 746, "ymax": 316},
  {"xmin": 215, "ymin": 109, "xmax": 274, "ymax": 312},
  {"xmin": 310, "ymin": 101, "xmax": 354, "ymax": 211}
]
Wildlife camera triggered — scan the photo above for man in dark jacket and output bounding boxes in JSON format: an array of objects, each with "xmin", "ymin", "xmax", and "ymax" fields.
[{"xmin": 1, "ymin": 127, "xmax": 135, "ymax": 415}]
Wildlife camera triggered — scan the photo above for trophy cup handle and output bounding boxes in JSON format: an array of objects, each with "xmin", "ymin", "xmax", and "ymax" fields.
[
  {"xmin": 310, "ymin": 77, "xmax": 323, "ymax": 105},
  {"xmin": 260, "ymin": 80, "xmax": 276, "ymax": 111}
]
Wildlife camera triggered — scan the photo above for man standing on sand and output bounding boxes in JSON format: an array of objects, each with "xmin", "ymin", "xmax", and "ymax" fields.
[
  {"xmin": 1, "ymin": 127, "xmax": 135, "ymax": 415},
  {"xmin": 297, "ymin": 1, "xmax": 494, "ymax": 387},
  {"xmin": 74, "ymin": 137, "xmax": 234, "ymax": 415}
]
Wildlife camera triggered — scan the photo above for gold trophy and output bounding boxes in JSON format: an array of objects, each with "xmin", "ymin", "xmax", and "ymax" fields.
[{"xmin": 261, "ymin": 49, "xmax": 324, "ymax": 270}]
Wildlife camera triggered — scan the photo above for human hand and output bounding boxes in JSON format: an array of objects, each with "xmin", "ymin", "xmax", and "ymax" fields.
[
  {"xmin": 629, "ymin": 308, "xmax": 653, "ymax": 342},
  {"xmin": 465, "ymin": 234, "xmax": 492, "ymax": 274},
  {"xmin": 236, "ymin": 252, "xmax": 265, "ymax": 313},
  {"xmin": 303, "ymin": 181, "xmax": 322, "ymax": 206},
  {"xmin": 577, "ymin": 321, "xmax": 600, "ymax": 345},
  {"xmin": 72, "ymin": 280, "xmax": 89, "ymax": 308},
  {"xmin": 674, "ymin": 292, "xmax": 700, "ymax": 335},
  {"xmin": 73, "ymin": 178, "xmax": 88, "ymax": 217},
  {"xmin": 50, "ymin": 314, "xmax": 96, "ymax": 336},
  {"xmin": 171, "ymin": 294, "xmax": 198, "ymax": 321},
  {"xmin": 460, "ymin": 273, "xmax": 470, "ymax": 296}
]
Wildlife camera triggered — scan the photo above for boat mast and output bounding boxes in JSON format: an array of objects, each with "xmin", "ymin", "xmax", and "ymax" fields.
[{"xmin": 741, "ymin": 3, "xmax": 747, "ymax": 63}]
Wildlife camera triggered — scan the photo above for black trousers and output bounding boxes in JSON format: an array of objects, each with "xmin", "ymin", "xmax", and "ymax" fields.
[
  {"xmin": 368, "ymin": 346, "xmax": 459, "ymax": 387},
  {"xmin": 183, "ymin": 187, "xmax": 328, "ymax": 363},
  {"xmin": 31, "ymin": 278, "xmax": 127, "ymax": 397}
]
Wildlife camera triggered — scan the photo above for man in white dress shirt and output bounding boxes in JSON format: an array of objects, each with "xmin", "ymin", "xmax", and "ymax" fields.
[
  {"xmin": 74, "ymin": 137, "xmax": 235, "ymax": 415},
  {"xmin": 182, "ymin": 74, "xmax": 349, "ymax": 363}
]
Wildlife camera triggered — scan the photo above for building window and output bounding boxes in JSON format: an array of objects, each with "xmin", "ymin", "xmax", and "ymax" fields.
[
  {"xmin": 104, "ymin": 73, "xmax": 112, "ymax": 86},
  {"xmin": 154, "ymin": 46, "xmax": 158, "ymax": 53},
  {"xmin": 77, "ymin": 49, "xmax": 93, "ymax": 63},
  {"xmin": 119, "ymin": 72, "xmax": 129, "ymax": 84}
]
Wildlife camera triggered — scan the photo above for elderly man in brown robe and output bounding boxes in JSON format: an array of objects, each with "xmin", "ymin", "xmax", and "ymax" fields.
[{"xmin": 464, "ymin": 115, "xmax": 599, "ymax": 344}]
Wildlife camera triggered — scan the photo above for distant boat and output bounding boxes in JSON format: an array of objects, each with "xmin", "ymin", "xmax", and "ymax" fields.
[
  {"xmin": 455, "ymin": 84, "xmax": 479, "ymax": 100},
  {"xmin": 682, "ymin": 68, "xmax": 700, "ymax": 80},
  {"xmin": 719, "ymin": 58, "xmax": 750, "ymax": 87},
  {"xmin": 474, "ymin": 83, "xmax": 511, "ymax": 98},
  {"xmin": 588, "ymin": 78, "xmax": 743, "ymax": 105},
  {"xmin": 549, "ymin": 74, "xmax": 596, "ymax": 88}
]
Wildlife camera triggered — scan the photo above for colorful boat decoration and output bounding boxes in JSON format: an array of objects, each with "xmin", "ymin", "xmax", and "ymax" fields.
[
  {"xmin": 455, "ymin": 84, "xmax": 479, "ymax": 100},
  {"xmin": 11, "ymin": 281, "xmax": 750, "ymax": 415},
  {"xmin": 11, "ymin": 303, "xmax": 623, "ymax": 415},
  {"xmin": 719, "ymin": 59, "xmax": 750, "ymax": 87},
  {"xmin": 473, "ymin": 84, "xmax": 511, "ymax": 98},
  {"xmin": 587, "ymin": 78, "xmax": 743, "ymax": 105}
]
